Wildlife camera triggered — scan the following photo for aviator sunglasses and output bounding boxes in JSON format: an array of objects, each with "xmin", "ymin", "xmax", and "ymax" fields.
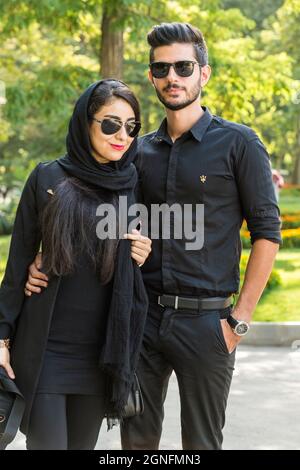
[{"xmin": 91, "ymin": 117, "xmax": 141, "ymax": 138}]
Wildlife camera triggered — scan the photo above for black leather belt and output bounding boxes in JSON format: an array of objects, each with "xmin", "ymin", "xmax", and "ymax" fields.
[{"xmin": 156, "ymin": 294, "xmax": 233, "ymax": 311}]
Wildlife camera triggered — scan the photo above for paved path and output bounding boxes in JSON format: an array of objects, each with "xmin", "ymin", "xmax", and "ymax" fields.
[{"xmin": 7, "ymin": 346, "xmax": 300, "ymax": 450}]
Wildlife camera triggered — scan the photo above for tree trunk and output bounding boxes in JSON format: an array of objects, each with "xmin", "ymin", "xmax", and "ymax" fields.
[
  {"xmin": 100, "ymin": 2, "xmax": 124, "ymax": 79},
  {"xmin": 292, "ymin": 113, "xmax": 300, "ymax": 184},
  {"xmin": 292, "ymin": 151, "xmax": 300, "ymax": 184}
]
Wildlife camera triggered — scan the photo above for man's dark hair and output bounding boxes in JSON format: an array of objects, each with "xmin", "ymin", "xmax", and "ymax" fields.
[{"xmin": 147, "ymin": 22, "xmax": 208, "ymax": 65}]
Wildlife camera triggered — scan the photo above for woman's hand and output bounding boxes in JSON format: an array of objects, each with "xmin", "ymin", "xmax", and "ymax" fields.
[
  {"xmin": 24, "ymin": 230, "xmax": 152, "ymax": 297},
  {"xmin": 24, "ymin": 252, "xmax": 48, "ymax": 296},
  {"xmin": 124, "ymin": 229, "xmax": 152, "ymax": 267},
  {"xmin": 0, "ymin": 346, "xmax": 15, "ymax": 379}
]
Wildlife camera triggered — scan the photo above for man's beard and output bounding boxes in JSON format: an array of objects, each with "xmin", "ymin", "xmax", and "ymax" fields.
[{"xmin": 154, "ymin": 78, "xmax": 202, "ymax": 111}]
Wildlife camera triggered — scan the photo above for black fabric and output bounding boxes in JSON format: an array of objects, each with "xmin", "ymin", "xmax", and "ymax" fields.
[
  {"xmin": 121, "ymin": 302, "xmax": 235, "ymax": 450},
  {"xmin": 57, "ymin": 80, "xmax": 149, "ymax": 416},
  {"xmin": 156, "ymin": 294, "xmax": 232, "ymax": 311},
  {"xmin": 59, "ymin": 80, "xmax": 138, "ymax": 191},
  {"xmin": 47, "ymin": 257, "xmax": 112, "ymax": 353},
  {"xmin": 0, "ymin": 80, "xmax": 148, "ymax": 430},
  {"xmin": 26, "ymin": 393, "xmax": 106, "ymax": 450},
  {"xmin": 0, "ymin": 367, "xmax": 25, "ymax": 450},
  {"xmin": 36, "ymin": 255, "xmax": 112, "ymax": 395},
  {"xmin": 122, "ymin": 372, "xmax": 144, "ymax": 418},
  {"xmin": 136, "ymin": 107, "xmax": 282, "ymax": 297}
]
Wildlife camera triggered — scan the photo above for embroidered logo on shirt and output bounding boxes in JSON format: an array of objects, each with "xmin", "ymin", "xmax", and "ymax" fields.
[{"xmin": 199, "ymin": 175, "xmax": 207, "ymax": 183}]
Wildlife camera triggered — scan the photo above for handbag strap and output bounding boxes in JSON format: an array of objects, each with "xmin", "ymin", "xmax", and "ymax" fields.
[
  {"xmin": 0, "ymin": 393, "xmax": 25, "ymax": 450},
  {"xmin": 0, "ymin": 370, "xmax": 25, "ymax": 450}
]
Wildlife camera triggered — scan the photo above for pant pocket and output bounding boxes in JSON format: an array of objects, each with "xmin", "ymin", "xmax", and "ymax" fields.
[{"xmin": 214, "ymin": 312, "xmax": 231, "ymax": 355}]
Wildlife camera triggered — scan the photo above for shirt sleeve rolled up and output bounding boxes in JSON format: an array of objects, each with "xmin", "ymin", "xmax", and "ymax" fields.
[{"xmin": 235, "ymin": 137, "xmax": 282, "ymax": 245}]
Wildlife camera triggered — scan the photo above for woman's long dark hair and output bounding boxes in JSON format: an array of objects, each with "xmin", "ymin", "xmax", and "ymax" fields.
[{"xmin": 41, "ymin": 80, "xmax": 140, "ymax": 283}]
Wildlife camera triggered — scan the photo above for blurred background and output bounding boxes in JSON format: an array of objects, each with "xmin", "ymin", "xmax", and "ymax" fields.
[{"xmin": 1, "ymin": 0, "xmax": 300, "ymax": 321}]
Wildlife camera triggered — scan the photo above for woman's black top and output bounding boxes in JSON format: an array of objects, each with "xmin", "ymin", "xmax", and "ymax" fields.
[{"xmin": 37, "ymin": 254, "xmax": 113, "ymax": 395}]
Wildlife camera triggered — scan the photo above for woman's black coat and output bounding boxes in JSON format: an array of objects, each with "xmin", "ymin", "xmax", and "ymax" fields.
[
  {"xmin": 0, "ymin": 160, "xmax": 71, "ymax": 434},
  {"xmin": 0, "ymin": 81, "xmax": 149, "ymax": 433}
]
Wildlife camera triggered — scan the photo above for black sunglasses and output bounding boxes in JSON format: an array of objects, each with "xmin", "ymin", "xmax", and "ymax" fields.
[
  {"xmin": 150, "ymin": 61, "xmax": 201, "ymax": 78},
  {"xmin": 91, "ymin": 117, "xmax": 141, "ymax": 138}
]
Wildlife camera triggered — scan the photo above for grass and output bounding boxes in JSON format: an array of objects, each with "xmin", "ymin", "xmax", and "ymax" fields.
[
  {"xmin": 279, "ymin": 196, "xmax": 300, "ymax": 214},
  {"xmin": 279, "ymin": 188, "xmax": 300, "ymax": 214},
  {"xmin": 252, "ymin": 248, "xmax": 300, "ymax": 322},
  {"xmin": 1, "ymin": 234, "xmax": 299, "ymax": 321}
]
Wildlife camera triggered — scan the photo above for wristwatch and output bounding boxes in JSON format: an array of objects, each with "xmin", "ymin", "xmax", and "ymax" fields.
[{"xmin": 227, "ymin": 315, "xmax": 250, "ymax": 336}]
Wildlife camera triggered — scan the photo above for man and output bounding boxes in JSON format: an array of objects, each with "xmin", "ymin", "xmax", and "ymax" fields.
[{"xmin": 24, "ymin": 23, "xmax": 281, "ymax": 450}]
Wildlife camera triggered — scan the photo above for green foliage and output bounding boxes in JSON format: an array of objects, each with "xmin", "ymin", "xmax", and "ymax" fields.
[
  {"xmin": 281, "ymin": 230, "xmax": 300, "ymax": 248},
  {"xmin": 265, "ymin": 268, "xmax": 282, "ymax": 291},
  {"xmin": 281, "ymin": 213, "xmax": 300, "ymax": 229},
  {"xmin": 0, "ymin": 7, "xmax": 100, "ymax": 193},
  {"xmin": 279, "ymin": 186, "xmax": 300, "ymax": 214},
  {"xmin": 0, "ymin": 0, "xmax": 299, "ymax": 196},
  {"xmin": 253, "ymin": 248, "xmax": 300, "ymax": 321},
  {"xmin": 239, "ymin": 254, "xmax": 282, "ymax": 294},
  {"xmin": 0, "ymin": 235, "xmax": 10, "ymax": 282},
  {"xmin": 221, "ymin": 0, "xmax": 284, "ymax": 29},
  {"xmin": 0, "ymin": 211, "xmax": 13, "ymax": 235},
  {"xmin": 241, "ymin": 190, "xmax": 300, "ymax": 249},
  {"xmin": 0, "ymin": 0, "xmax": 100, "ymax": 36}
]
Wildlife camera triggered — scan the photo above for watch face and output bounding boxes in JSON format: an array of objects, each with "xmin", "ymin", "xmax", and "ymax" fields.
[{"xmin": 235, "ymin": 322, "xmax": 249, "ymax": 336}]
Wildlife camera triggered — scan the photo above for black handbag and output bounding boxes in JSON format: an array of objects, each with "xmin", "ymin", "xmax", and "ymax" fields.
[
  {"xmin": 106, "ymin": 372, "xmax": 144, "ymax": 430},
  {"xmin": 122, "ymin": 372, "xmax": 144, "ymax": 418},
  {"xmin": 0, "ymin": 367, "xmax": 25, "ymax": 450}
]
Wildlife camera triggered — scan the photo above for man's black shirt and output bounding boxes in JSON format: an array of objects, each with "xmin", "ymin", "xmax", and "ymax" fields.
[{"xmin": 136, "ymin": 107, "xmax": 281, "ymax": 297}]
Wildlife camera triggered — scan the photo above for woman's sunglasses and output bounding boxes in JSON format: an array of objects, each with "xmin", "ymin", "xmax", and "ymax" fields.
[
  {"xmin": 91, "ymin": 117, "xmax": 141, "ymax": 138},
  {"xmin": 150, "ymin": 60, "xmax": 201, "ymax": 79}
]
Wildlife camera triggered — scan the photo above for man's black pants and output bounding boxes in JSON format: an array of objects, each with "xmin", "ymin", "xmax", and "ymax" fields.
[{"xmin": 121, "ymin": 301, "xmax": 236, "ymax": 450}]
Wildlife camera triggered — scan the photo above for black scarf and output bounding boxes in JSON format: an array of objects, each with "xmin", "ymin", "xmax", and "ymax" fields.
[{"xmin": 57, "ymin": 80, "xmax": 148, "ymax": 416}]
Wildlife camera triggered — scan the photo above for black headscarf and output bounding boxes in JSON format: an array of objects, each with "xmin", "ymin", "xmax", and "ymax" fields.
[
  {"xmin": 57, "ymin": 80, "xmax": 149, "ymax": 416},
  {"xmin": 59, "ymin": 79, "xmax": 138, "ymax": 190}
]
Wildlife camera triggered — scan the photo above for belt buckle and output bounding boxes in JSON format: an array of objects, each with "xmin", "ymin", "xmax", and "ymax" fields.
[{"xmin": 158, "ymin": 295, "xmax": 179, "ymax": 309}]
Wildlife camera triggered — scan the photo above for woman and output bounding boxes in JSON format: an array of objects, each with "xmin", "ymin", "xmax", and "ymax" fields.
[{"xmin": 0, "ymin": 79, "xmax": 151, "ymax": 450}]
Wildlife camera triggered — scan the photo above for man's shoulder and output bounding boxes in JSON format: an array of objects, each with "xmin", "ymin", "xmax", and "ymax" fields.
[
  {"xmin": 211, "ymin": 115, "xmax": 259, "ymax": 143},
  {"xmin": 138, "ymin": 130, "xmax": 158, "ymax": 146},
  {"xmin": 136, "ymin": 132, "xmax": 159, "ymax": 165}
]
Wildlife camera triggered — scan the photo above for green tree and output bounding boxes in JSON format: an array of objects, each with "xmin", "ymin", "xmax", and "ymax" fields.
[
  {"xmin": 0, "ymin": 0, "xmax": 298, "ymax": 211},
  {"xmin": 221, "ymin": 0, "xmax": 284, "ymax": 29},
  {"xmin": 271, "ymin": 0, "xmax": 300, "ymax": 183}
]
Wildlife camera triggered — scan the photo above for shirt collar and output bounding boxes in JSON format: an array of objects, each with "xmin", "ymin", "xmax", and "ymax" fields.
[
  {"xmin": 154, "ymin": 118, "xmax": 171, "ymax": 144},
  {"xmin": 153, "ymin": 106, "xmax": 213, "ymax": 144},
  {"xmin": 189, "ymin": 106, "xmax": 213, "ymax": 142}
]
